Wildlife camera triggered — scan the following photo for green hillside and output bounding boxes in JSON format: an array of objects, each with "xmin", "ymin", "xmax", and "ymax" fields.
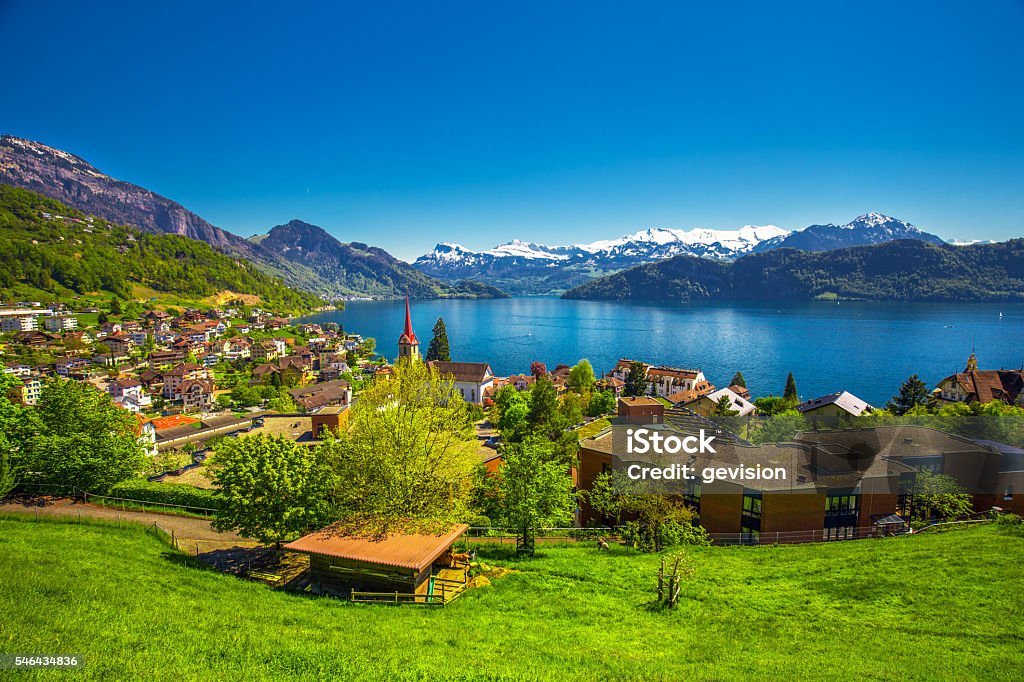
[
  {"xmin": 0, "ymin": 185, "xmax": 325, "ymax": 313},
  {"xmin": 1, "ymin": 515, "xmax": 1021, "ymax": 680},
  {"xmin": 563, "ymin": 239, "xmax": 1024, "ymax": 302}
]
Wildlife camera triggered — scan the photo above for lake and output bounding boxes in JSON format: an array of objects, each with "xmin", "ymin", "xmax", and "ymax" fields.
[{"xmin": 299, "ymin": 298, "xmax": 1024, "ymax": 407}]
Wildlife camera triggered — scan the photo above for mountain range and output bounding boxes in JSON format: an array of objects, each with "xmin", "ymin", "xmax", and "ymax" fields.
[
  {"xmin": 562, "ymin": 239, "xmax": 1024, "ymax": 302},
  {"xmin": 413, "ymin": 214, "xmax": 946, "ymax": 294},
  {"xmin": 0, "ymin": 135, "xmax": 504, "ymax": 300}
]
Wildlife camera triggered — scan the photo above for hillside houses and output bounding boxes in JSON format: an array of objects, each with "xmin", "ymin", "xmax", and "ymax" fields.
[
  {"xmin": 936, "ymin": 353, "xmax": 1024, "ymax": 407},
  {"xmin": 609, "ymin": 358, "xmax": 714, "ymax": 399}
]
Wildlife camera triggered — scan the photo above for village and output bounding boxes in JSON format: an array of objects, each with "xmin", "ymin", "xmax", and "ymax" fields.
[{"xmin": 2, "ymin": 293, "xmax": 1023, "ymax": 588}]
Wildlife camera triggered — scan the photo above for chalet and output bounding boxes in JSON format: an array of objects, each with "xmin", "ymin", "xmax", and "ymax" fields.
[
  {"xmin": 162, "ymin": 363, "xmax": 211, "ymax": 400},
  {"xmin": 108, "ymin": 378, "xmax": 152, "ymax": 413},
  {"xmin": 796, "ymin": 391, "xmax": 873, "ymax": 426},
  {"xmin": 149, "ymin": 350, "xmax": 186, "ymax": 368},
  {"xmin": 3, "ymin": 361, "xmax": 32, "ymax": 377},
  {"xmin": 10, "ymin": 330, "xmax": 53, "ymax": 347},
  {"xmin": 225, "ymin": 338, "xmax": 252, "ymax": 361},
  {"xmin": 285, "ymin": 523, "xmax": 469, "ymax": 600},
  {"xmin": 508, "ymin": 374, "xmax": 535, "ymax": 392},
  {"xmin": 287, "ymin": 379, "xmax": 353, "ymax": 411},
  {"xmin": 99, "ymin": 321, "xmax": 122, "ymax": 336},
  {"xmin": 427, "ymin": 361, "xmax": 494, "ymax": 405},
  {"xmin": 100, "ymin": 334, "xmax": 135, "ymax": 357},
  {"xmin": 252, "ymin": 340, "xmax": 280, "ymax": 363},
  {"xmin": 179, "ymin": 378, "xmax": 215, "ymax": 412},
  {"xmin": 936, "ymin": 353, "xmax": 1024, "ymax": 407},
  {"xmin": 55, "ymin": 358, "xmax": 91, "ymax": 378},
  {"xmin": 684, "ymin": 387, "xmax": 756, "ymax": 418}
]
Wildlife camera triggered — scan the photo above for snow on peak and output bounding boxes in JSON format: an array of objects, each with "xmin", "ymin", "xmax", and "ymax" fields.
[{"xmin": 843, "ymin": 212, "xmax": 915, "ymax": 231}]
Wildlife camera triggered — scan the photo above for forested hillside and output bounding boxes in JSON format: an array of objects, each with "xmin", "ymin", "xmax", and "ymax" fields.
[
  {"xmin": 563, "ymin": 239, "xmax": 1024, "ymax": 302},
  {"xmin": 0, "ymin": 185, "xmax": 325, "ymax": 312}
]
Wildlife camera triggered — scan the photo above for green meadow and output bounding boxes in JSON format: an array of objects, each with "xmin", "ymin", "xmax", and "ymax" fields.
[{"xmin": 1, "ymin": 515, "xmax": 1021, "ymax": 681}]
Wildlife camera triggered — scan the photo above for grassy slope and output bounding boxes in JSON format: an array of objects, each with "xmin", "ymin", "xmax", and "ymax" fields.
[{"xmin": 0, "ymin": 516, "xmax": 1022, "ymax": 681}]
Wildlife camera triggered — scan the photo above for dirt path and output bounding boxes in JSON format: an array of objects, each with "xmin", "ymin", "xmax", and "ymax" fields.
[{"xmin": 0, "ymin": 497, "xmax": 251, "ymax": 550}]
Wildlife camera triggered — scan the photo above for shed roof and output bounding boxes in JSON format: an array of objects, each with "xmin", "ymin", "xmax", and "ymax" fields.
[{"xmin": 284, "ymin": 523, "xmax": 470, "ymax": 571}]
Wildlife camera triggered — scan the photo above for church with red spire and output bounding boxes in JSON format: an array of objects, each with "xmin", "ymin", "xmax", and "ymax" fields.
[{"xmin": 397, "ymin": 293, "xmax": 420, "ymax": 361}]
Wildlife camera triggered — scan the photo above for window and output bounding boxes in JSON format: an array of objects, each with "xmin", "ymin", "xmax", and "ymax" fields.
[
  {"xmin": 824, "ymin": 526, "xmax": 855, "ymax": 541},
  {"xmin": 684, "ymin": 480, "xmax": 701, "ymax": 513},
  {"xmin": 741, "ymin": 491, "xmax": 761, "ymax": 543}
]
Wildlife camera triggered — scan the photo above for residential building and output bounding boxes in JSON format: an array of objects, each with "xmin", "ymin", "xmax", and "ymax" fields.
[
  {"xmin": 796, "ymin": 391, "xmax": 873, "ymax": 426},
  {"xmin": 684, "ymin": 387, "xmax": 756, "ymax": 418},
  {"xmin": 936, "ymin": 353, "xmax": 1024, "ymax": 407},
  {"xmin": 287, "ymin": 379, "xmax": 353, "ymax": 412},
  {"xmin": 43, "ymin": 315, "xmax": 78, "ymax": 332},
  {"xmin": 108, "ymin": 378, "xmax": 152, "ymax": 413},
  {"xmin": 179, "ymin": 378, "xmax": 215, "ymax": 412},
  {"xmin": 162, "ymin": 363, "xmax": 211, "ymax": 400},
  {"xmin": 19, "ymin": 377, "xmax": 42, "ymax": 405},
  {"xmin": 0, "ymin": 309, "xmax": 40, "ymax": 332},
  {"xmin": 609, "ymin": 358, "xmax": 713, "ymax": 399}
]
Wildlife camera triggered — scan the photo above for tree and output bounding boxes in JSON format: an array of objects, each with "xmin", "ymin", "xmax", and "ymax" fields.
[
  {"xmin": 750, "ymin": 410, "xmax": 809, "ymax": 445},
  {"xmin": 886, "ymin": 374, "xmax": 930, "ymax": 415},
  {"xmin": 588, "ymin": 390, "xmax": 617, "ymax": 417},
  {"xmin": 211, "ymin": 434, "xmax": 336, "ymax": 546},
  {"xmin": 425, "ymin": 317, "xmax": 451, "ymax": 362},
  {"xmin": 624, "ymin": 361, "xmax": 649, "ymax": 397},
  {"xmin": 567, "ymin": 359, "xmax": 596, "ymax": 395},
  {"xmin": 730, "ymin": 371, "xmax": 747, "ymax": 389},
  {"xmin": 910, "ymin": 469, "xmax": 973, "ymax": 522},
  {"xmin": 109, "ymin": 297, "xmax": 123, "ymax": 315},
  {"xmin": 359, "ymin": 337, "xmax": 376, "ymax": 357},
  {"xmin": 0, "ymin": 374, "xmax": 30, "ymax": 498},
  {"xmin": 527, "ymin": 378, "xmax": 560, "ymax": 435},
  {"xmin": 494, "ymin": 385, "xmax": 531, "ymax": 434},
  {"xmin": 494, "ymin": 439, "xmax": 576, "ymax": 556},
  {"xmin": 323, "ymin": 360, "xmax": 478, "ymax": 528},
  {"xmin": 530, "ymin": 361, "xmax": 548, "ymax": 380},
  {"xmin": 783, "ymin": 372, "xmax": 799, "ymax": 404},
  {"xmin": 25, "ymin": 379, "xmax": 145, "ymax": 493},
  {"xmin": 712, "ymin": 395, "xmax": 739, "ymax": 416},
  {"xmin": 753, "ymin": 395, "xmax": 791, "ymax": 416}
]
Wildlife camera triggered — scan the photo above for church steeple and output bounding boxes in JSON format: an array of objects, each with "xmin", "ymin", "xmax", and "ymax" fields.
[
  {"xmin": 397, "ymin": 293, "xmax": 420, "ymax": 361},
  {"xmin": 965, "ymin": 351, "xmax": 978, "ymax": 373}
]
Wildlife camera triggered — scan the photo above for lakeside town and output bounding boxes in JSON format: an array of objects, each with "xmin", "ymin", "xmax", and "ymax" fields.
[{"xmin": 2, "ymin": 293, "xmax": 1022, "ymax": 550}]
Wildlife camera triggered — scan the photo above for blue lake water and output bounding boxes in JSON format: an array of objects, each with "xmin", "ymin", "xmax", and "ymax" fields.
[{"xmin": 300, "ymin": 298, "xmax": 1024, "ymax": 407}]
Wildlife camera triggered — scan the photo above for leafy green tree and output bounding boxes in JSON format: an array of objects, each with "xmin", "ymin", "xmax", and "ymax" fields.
[
  {"xmin": 567, "ymin": 359, "xmax": 596, "ymax": 394},
  {"xmin": 911, "ymin": 469, "xmax": 973, "ymax": 522},
  {"xmin": 494, "ymin": 438, "xmax": 576, "ymax": 556},
  {"xmin": 783, "ymin": 372, "xmax": 799, "ymax": 404},
  {"xmin": 588, "ymin": 390, "xmax": 617, "ymax": 417},
  {"xmin": 750, "ymin": 410, "xmax": 809, "ymax": 445},
  {"xmin": 109, "ymin": 297, "xmax": 123, "ymax": 315},
  {"xmin": 26, "ymin": 379, "xmax": 145, "ymax": 493},
  {"xmin": 494, "ymin": 385, "xmax": 531, "ymax": 434},
  {"xmin": 211, "ymin": 434, "xmax": 337, "ymax": 546},
  {"xmin": 753, "ymin": 395, "xmax": 792, "ymax": 416},
  {"xmin": 0, "ymin": 375, "xmax": 30, "ymax": 498},
  {"xmin": 625, "ymin": 361, "xmax": 649, "ymax": 397},
  {"xmin": 358, "ymin": 337, "xmax": 376, "ymax": 357},
  {"xmin": 230, "ymin": 383, "xmax": 260, "ymax": 408},
  {"xmin": 323, "ymin": 360, "xmax": 478, "ymax": 528},
  {"xmin": 886, "ymin": 374, "xmax": 931, "ymax": 415},
  {"xmin": 527, "ymin": 378, "xmax": 560, "ymax": 435},
  {"xmin": 267, "ymin": 387, "xmax": 298, "ymax": 413},
  {"xmin": 425, "ymin": 317, "xmax": 451, "ymax": 362},
  {"xmin": 730, "ymin": 371, "xmax": 746, "ymax": 388}
]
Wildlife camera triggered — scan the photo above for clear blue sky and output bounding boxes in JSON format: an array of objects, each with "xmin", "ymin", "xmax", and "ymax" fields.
[{"xmin": 2, "ymin": 1, "xmax": 1022, "ymax": 260}]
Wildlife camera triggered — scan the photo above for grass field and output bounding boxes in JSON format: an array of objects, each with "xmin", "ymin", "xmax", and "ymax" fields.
[{"xmin": 1, "ymin": 515, "xmax": 1022, "ymax": 681}]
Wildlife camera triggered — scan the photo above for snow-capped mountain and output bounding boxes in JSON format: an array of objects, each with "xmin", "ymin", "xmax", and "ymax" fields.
[
  {"xmin": 413, "ymin": 214, "xmax": 946, "ymax": 295},
  {"xmin": 752, "ymin": 212, "xmax": 945, "ymax": 253}
]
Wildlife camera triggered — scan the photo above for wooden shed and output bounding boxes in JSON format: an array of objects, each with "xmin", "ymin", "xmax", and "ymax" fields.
[{"xmin": 285, "ymin": 523, "xmax": 470, "ymax": 600}]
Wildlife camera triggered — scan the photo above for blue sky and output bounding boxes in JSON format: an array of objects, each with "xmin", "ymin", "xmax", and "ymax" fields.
[{"xmin": 2, "ymin": 1, "xmax": 1023, "ymax": 260}]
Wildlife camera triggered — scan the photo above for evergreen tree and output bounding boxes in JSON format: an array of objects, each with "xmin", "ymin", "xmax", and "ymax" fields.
[
  {"xmin": 783, "ymin": 372, "xmax": 799, "ymax": 404},
  {"xmin": 730, "ymin": 371, "xmax": 746, "ymax": 388},
  {"xmin": 625, "ymin": 361, "xmax": 649, "ymax": 397},
  {"xmin": 712, "ymin": 395, "xmax": 739, "ymax": 416},
  {"xmin": 885, "ymin": 374, "xmax": 930, "ymax": 415},
  {"xmin": 426, "ymin": 317, "xmax": 451, "ymax": 362}
]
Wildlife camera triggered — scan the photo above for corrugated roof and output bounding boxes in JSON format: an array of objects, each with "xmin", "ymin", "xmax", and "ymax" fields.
[{"xmin": 285, "ymin": 523, "xmax": 469, "ymax": 571}]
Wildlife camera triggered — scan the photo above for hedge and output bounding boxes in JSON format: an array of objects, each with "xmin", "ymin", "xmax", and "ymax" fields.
[{"xmin": 107, "ymin": 479, "xmax": 222, "ymax": 511}]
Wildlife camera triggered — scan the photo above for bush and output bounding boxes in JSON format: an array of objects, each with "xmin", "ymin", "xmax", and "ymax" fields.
[
  {"xmin": 108, "ymin": 478, "xmax": 221, "ymax": 511},
  {"xmin": 467, "ymin": 515, "xmax": 491, "ymax": 528}
]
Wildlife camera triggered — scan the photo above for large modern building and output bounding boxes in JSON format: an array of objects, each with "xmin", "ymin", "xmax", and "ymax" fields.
[{"xmin": 577, "ymin": 399, "xmax": 1021, "ymax": 543}]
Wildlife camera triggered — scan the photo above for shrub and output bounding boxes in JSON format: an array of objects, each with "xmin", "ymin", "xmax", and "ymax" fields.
[
  {"xmin": 108, "ymin": 478, "xmax": 221, "ymax": 511},
  {"xmin": 468, "ymin": 514, "xmax": 491, "ymax": 528}
]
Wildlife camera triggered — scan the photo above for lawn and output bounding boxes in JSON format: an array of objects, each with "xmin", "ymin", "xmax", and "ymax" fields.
[{"xmin": 0, "ymin": 515, "xmax": 1022, "ymax": 681}]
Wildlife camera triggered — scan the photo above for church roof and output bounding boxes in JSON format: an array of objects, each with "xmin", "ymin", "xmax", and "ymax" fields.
[{"xmin": 398, "ymin": 294, "xmax": 419, "ymax": 345}]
